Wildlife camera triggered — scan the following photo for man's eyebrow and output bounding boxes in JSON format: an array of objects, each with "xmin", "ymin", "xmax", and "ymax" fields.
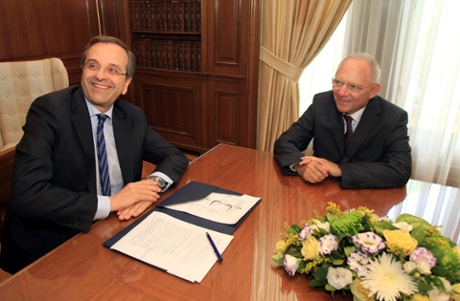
[
  {"xmin": 85, "ymin": 59, "xmax": 121, "ymax": 68},
  {"xmin": 108, "ymin": 63, "xmax": 123, "ymax": 69}
]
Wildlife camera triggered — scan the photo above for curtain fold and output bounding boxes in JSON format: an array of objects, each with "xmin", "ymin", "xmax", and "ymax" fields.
[
  {"xmin": 344, "ymin": 0, "xmax": 460, "ymax": 187},
  {"xmin": 257, "ymin": 0, "xmax": 352, "ymax": 152}
]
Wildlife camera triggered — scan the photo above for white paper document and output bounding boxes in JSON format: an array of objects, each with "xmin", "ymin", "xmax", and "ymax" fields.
[
  {"xmin": 164, "ymin": 192, "xmax": 260, "ymax": 225},
  {"xmin": 110, "ymin": 211, "xmax": 233, "ymax": 283}
]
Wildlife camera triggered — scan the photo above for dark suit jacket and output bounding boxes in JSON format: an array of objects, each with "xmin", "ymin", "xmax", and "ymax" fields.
[
  {"xmin": 274, "ymin": 91, "xmax": 411, "ymax": 189},
  {"xmin": 0, "ymin": 85, "xmax": 189, "ymax": 273}
]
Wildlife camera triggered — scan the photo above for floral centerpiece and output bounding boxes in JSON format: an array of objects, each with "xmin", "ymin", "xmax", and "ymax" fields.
[{"xmin": 271, "ymin": 202, "xmax": 460, "ymax": 301}]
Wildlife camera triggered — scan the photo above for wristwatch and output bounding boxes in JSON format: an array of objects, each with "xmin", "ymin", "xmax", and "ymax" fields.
[{"xmin": 150, "ymin": 176, "xmax": 166, "ymax": 190}]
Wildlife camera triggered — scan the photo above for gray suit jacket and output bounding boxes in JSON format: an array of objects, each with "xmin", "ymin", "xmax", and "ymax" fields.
[
  {"xmin": 274, "ymin": 91, "xmax": 411, "ymax": 188},
  {"xmin": 0, "ymin": 85, "xmax": 189, "ymax": 273}
]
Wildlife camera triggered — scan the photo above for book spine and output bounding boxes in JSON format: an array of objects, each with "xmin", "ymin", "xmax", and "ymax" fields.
[
  {"xmin": 155, "ymin": 1, "xmax": 162, "ymax": 31},
  {"xmin": 173, "ymin": 40, "xmax": 179, "ymax": 70},
  {"xmin": 195, "ymin": 0, "xmax": 201, "ymax": 33},
  {"xmin": 190, "ymin": 41, "xmax": 197, "ymax": 72},
  {"xmin": 167, "ymin": 40, "xmax": 173, "ymax": 69},
  {"xmin": 178, "ymin": 0, "xmax": 185, "ymax": 32},
  {"xmin": 178, "ymin": 42, "xmax": 185, "ymax": 70},
  {"xmin": 184, "ymin": 41, "xmax": 191, "ymax": 71},
  {"xmin": 184, "ymin": 0, "xmax": 191, "ymax": 32}
]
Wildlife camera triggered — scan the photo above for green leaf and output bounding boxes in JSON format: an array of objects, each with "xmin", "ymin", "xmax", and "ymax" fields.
[
  {"xmin": 344, "ymin": 245, "xmax": 357, "ymax": 257},
  {"xmin": 309, "ymin": 278, "xmax": 327, "ymax": 287},
  {"xmin": 396, "ymin": 214, "xmax": 431, "ymax": 227},
  {"xmin": 417, "ymin": 280, "xmax": 433, "ymax": 293},
  {"xmin": 325, "ymin": 284, "xmax": 336, "ymax": 292}
]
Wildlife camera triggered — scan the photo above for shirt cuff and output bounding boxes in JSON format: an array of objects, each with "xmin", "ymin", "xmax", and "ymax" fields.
[
  {"xmin": 290, "ymin": 162, "xmax": 300, "ymax": 173},
  {"xmin": 147, "ymin": 171, "xmax": 173, "ymax": 192},
  {"xmin": 94, "ymin": 195, "xmax": 111, "ymax": 220}
]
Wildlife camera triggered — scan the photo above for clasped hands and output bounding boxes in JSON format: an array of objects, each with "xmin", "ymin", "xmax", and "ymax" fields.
[
  {"xmin": 109, "ymin": 178, "xmax": 162, "ymax": 221},
  {"xmin": 294, "ymin": 156, "xmax": 342, "ymax": 184}
]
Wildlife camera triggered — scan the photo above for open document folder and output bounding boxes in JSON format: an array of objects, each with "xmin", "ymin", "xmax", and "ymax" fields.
[{"xmin": 104, "ymin": 181, "xmax": 261, "ymax": 282}]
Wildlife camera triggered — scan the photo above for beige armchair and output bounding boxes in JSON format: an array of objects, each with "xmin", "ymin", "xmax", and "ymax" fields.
[{"xmin": 0, "ymin": 58, "xmax": 69, "ymax": 238}]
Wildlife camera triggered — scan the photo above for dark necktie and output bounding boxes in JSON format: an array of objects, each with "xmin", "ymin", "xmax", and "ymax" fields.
[
  {"xmin": 96, "ymin": 114, "xmax": 111, "ymax": 196},
  {"xmin": 344, "ymin": 115, "xmax": 353, "ymax": 152}
]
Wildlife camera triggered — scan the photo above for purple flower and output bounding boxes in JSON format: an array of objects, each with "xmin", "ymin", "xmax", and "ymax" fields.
[
  {"xmin": 352, "ymin": 232, "xmax": 385, "ymax": 254},
  {"xmin": 298, "ymin": 223, "xmax": 313, "ymax": 240},
  {"xmin": 347, "ymin": 250, "xmax": 370, "ymax": 277},
  {"xmin": 410, "ymin": 247, "xmax": 437, "ymax": 268},
  {"xmin": 319, "ymin": 234, "xmax": 339, "ymax": 255},
  {"xmin": 284, "ymin": 254, "xmax": 300, "ymax": 276}
]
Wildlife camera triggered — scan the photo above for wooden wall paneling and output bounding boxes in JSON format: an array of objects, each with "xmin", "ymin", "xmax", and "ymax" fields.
[
  {"xmin": 0, "ymin": 0, "xmax": 132, "ymax": 87},
  {"xmin": 207, "ymin": 78, "xmax": 246, "ymax": 147},
  {"xmin": 99, "ymin": 0, "xmax": 131, "ymax": 41},
  {"xmin": 134, "ymin": 72, "xmax": 207, "ymax": 153},
  {"xmin": 245, "ymin": 0, "xmax": 260, "ymax": 149},
  {"xmin": 206, "ymin": 0, "xmax": 249, "ymax": 76},
  {"xmin": 0, "ymin": 0, "xmax": 99, "ymax": 61},
  {"xmin": 125, "ymin": 0, "xmax": 259, "ymax": 152}
]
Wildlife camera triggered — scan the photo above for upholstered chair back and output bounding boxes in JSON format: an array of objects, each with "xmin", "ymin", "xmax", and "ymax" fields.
[{"xmin": 0, "ymin": 58, "xmax": 69, "ymax": 150}]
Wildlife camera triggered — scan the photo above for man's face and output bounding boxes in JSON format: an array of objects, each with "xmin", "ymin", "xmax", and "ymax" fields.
[
  {"xmin": 332, "ymin": 58, "xmax": 381, "ymax": 115},
  {"xmin": 81, "ymin": 42, "xmax": 132, "ymax": 113}
]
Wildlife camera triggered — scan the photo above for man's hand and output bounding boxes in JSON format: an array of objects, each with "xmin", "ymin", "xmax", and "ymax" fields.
[
  {"xmin": 109, "ymin": 178, "xmax": 162, "ymax": 220},
  {"xmin": 295, "ymin": 156, "xmax": 342, "ymax": 184},
  {"xmin": 116, "ymin": 201, "xmax": 154, "ymax": 220}
]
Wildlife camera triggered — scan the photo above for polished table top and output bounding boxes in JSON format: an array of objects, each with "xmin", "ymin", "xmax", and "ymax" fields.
[{"xmin": 0, "ymin": 144, "xmax": 459, "ymax": 301}]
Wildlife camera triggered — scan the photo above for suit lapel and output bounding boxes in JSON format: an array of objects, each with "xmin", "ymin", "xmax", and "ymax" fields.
[
  {"xmin": 112, "ymin": 104, "xmax": 134, "ymax": 183},
  {"xmin": 342, "ymin": 98, "xmax": 382, "ymax": 162},
  {"xmin": 71, "ymin": 88, "xmax": 97, "ymax": 194},
  {"xmin": 329, "ymin": 107, "xmax": 346, "ymax": 156}
]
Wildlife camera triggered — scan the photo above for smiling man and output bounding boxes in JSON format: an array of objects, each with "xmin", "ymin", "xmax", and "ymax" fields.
[
  {"xmin": 274, "ymin": 53, "xmax": 411, "ymax": 189},
  {"xmin": 0, "ymin": 36, "xmax": 189, "ymax": 274}
]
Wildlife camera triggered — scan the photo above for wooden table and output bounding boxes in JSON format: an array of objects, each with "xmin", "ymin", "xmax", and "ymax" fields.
[{"xmin": 0, "ymin": 144, "xmax": 458, "ymax": 301}]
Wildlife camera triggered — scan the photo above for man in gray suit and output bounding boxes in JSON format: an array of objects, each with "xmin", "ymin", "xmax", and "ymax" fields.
[
  {"xmin": 274, "ymin": 53, "xmax": 411, "ymax": 189},
  {"xmin": 0, "ymin": 36, "xmax": 189, "ymax": 274}
]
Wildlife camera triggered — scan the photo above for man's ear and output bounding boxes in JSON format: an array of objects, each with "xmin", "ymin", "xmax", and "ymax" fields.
[
  {"xmin": 369, "ymin": 83, "xmax": 381, "ymax": 99},
  {"xmin": 121, "ymin": 77, "xmax": 133, "ymax": 95}
]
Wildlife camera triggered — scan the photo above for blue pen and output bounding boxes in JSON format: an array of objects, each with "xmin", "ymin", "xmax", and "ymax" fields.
[{"xmin": 206, "ymin": 232, "xmax": 223, "ymax": 262}]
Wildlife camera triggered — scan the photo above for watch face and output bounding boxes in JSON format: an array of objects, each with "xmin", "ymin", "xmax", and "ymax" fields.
[{"xmin": 155, "ymin": 177, "xmax": 165, "ymax": 188}]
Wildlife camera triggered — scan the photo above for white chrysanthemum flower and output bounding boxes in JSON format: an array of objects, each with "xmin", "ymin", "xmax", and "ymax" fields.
[
  {"xmin": 361, "ymin": 253, "xmax": 418, "ymax": 301},
  {"xmin": 327, "ymin": 267, "xmax": 353, "ymax": 290}
]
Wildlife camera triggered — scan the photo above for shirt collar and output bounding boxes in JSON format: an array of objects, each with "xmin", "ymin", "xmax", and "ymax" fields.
[
  {"xmin": 347, "ymin": 106, "xmax": 366, "ymax": 122},
  {"xmin": 84, "ymin": 98, "xmax": 113, "ymax": 119}
]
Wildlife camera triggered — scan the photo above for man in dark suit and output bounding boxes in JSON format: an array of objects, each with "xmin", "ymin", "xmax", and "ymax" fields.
[
  {"xmin": 0, "ymin": 36, "xmax": 189, "ymax": 274},
  {"xmin": 274, "ymin": 53, "xmax": 411, "ymax": 188}
]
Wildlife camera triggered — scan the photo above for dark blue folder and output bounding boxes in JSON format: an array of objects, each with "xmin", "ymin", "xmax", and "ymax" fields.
[{"xmin": 104, "ymin": 181, "xmax": 261, "ymax": 248}]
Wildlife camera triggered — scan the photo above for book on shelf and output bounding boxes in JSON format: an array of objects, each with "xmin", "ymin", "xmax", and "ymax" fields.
[{"xmin": 129, "ymin": 0, "xmax": 201, "ymax": 33}]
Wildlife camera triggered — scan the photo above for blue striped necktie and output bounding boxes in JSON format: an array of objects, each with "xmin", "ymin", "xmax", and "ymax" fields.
[{"xmin": 96, "ymin": 114, "xmax": 111, "ymax": 196}]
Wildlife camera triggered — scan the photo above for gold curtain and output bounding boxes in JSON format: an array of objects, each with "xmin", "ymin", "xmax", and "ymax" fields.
[{"xmin": 257, "ymin": 0, "xmax": 352, "ymax": 152}]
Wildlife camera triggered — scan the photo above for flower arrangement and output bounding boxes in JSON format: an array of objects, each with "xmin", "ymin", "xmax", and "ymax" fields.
[{"xmin": 271, "ymin": 202, "xmax": 460, "ymax": 301}]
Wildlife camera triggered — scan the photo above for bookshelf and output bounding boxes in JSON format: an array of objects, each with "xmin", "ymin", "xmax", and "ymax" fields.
[
  {"xmin": 130, "ymin": 0, "xmax": 202, "ymax": 72},
  {"xmin": 127, "ymin": 0, "xmax": 260, "ymax": 154}
]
